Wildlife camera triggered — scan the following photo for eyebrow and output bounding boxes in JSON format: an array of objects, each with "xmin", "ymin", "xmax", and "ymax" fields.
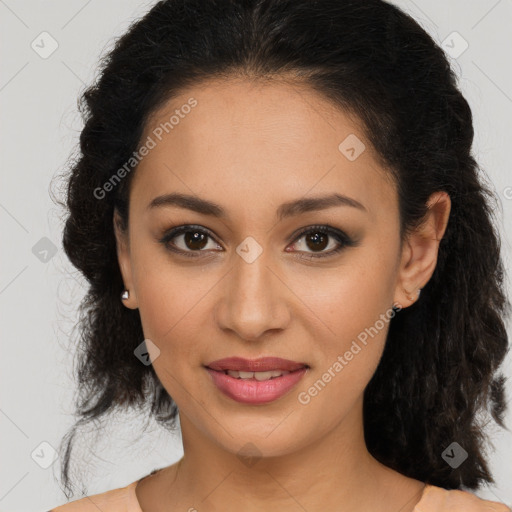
[{"xmin": 147, "ymin": 192, "xmax": 367, "ymax": 220}]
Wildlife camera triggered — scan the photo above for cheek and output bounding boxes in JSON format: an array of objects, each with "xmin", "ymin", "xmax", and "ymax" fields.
[
  {"xmin": 296, "ymin": 259, "xmax": 396, "ymax": 388},
  {"xmin": 293, "ymin": 288, "xmax": 391, "ymax": 426},
  {"xmin": 131, "ymin": 241, "xmax": 205, "ymax": 337},
  {"xmin": 305, "ymin": 263, "xmax": 392, "ymax": 332},
  {"xmin": 133, "ymin": 263, "xmax": 211, "ymax": 400},
  {"xmin": 131, "ymin": 250, "xmax": 221, "ymax": 378}
]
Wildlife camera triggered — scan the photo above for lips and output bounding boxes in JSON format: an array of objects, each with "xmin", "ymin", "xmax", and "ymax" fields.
[
  {"xmin": 205, "ymin": 358, "xmax": 309, "ymax": 404},
  {"xmin": 205, "ymin": 356, "xmax": 308, "ymax": 373}
]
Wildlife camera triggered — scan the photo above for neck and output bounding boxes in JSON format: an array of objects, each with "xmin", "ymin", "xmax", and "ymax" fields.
[{"xmin": 155, "ymin": 397, "xmax": 424, "ymax": 512}]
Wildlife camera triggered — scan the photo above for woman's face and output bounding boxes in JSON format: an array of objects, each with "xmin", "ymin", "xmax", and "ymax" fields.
[{"xmin": 115, "ymin": 78, "xmax": 432, "ymax": 459}]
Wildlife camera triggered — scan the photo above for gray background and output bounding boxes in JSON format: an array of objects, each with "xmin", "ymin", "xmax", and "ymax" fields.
[{"xmin": 1, "ymin": 1, "xmax": 511, "ymax": 511}]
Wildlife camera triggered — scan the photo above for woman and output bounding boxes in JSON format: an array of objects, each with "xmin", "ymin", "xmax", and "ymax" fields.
[{"xmin": 49, "ymin": 0, "xmax": 511, "ymax": 510}]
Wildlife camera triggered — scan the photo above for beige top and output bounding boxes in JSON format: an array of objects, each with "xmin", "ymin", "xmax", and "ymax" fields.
[{"xmin": 50, "ymin": 478, "xmax": 511, "ymax": 511}]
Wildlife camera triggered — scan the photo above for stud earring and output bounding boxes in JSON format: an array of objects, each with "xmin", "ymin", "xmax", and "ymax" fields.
[
  {"xmin": 121, "ymin": 289, "xmax": 129, "ymax": 301},
  {"xmin": 405, "ymin": 288, "xmax": 422, "ymax": 302}
]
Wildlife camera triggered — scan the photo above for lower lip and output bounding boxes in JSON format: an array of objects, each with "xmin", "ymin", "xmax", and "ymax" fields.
[{"xmin": 205, "ymin": 367, "xmax": 308, "ymax": 404}]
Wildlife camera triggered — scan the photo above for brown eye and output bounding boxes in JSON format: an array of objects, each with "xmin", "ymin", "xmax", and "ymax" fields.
[
  {"xmin": 182, "ymin": 230, "xmax": 209, "ymax": 250},
  {"xmin": 287, "ymin": 225, "xmax": 356, "ymax": 259},
  {"xmin": 304, "ymin": 231, "xmax": 329, "ymax": 252},
  {"xmin": 159, "ymin": 224, "xmax": 357, "ymax": 260},
  {"xmin": 159, "ymin": 225, "xmax": 222, "ymax": 257}
]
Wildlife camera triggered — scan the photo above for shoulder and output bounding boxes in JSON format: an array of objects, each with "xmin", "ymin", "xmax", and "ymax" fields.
[
  {"xmin": 48, "ymin": 480, "xmax": 141, "ymax": 512},
  {"xmin": 415, "ymin": 484, "xmax": 511, "ymax": 512}
]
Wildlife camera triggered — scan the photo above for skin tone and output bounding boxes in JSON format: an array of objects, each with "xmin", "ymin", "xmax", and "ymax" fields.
[{"xmin": 114, "ymin": 77, "xmax": 451, "ymax": 512}]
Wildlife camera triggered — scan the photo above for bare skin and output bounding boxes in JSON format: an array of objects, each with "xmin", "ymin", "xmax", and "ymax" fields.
[{"xmin": 114, "ymin": 77, "xmax": 451, "ymax": 512}]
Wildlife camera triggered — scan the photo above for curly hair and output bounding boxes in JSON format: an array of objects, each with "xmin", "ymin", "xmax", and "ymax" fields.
[{"xmin": 53, "ymin": 0, "xmax": 511, "ymax": 499}]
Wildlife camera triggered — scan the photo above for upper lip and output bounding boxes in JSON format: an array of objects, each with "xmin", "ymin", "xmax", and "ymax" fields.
[{"xmin": 205, "ymin": 357, "xmax": 308, "ymax": 372}]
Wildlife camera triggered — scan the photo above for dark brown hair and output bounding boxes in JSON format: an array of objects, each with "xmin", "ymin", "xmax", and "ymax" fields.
[{"xmin": 53, "ymin": 0, "xmax": 510, "ymax": 499}]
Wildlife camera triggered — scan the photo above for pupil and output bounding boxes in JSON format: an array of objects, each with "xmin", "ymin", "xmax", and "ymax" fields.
[
  {"xmin": 182, "ymin": 231, "xmax": 329, "ymax": 252},
  {"xmin": 185, "ymin": 231, "xmax": 207, "ymax": 250},
  {"xmin": 306, "ymin": 232, "xmax": 328, "ymax": 251}
]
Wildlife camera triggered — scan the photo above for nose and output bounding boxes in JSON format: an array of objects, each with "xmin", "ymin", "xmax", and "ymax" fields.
[{"xmin": 214, "ymin": 250, "xmax": 291, "ymax": 342}]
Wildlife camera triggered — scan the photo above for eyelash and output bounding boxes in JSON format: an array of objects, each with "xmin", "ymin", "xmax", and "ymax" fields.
[{"xmin": 158, "ymin": 224, "xmax": 357, "ymax": 260}]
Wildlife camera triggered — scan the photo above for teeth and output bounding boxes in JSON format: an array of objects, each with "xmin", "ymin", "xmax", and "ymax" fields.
[{"xmin": 225, "ymin": 369, "xmax": 291, "ymax": 380}]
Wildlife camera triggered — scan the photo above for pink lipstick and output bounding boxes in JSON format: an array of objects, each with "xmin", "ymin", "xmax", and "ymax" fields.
[{"xmin": 205, "ymin": 357, "xmax": 309, "ymax": 405}]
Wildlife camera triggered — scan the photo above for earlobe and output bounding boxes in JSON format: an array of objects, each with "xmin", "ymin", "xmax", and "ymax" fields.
[
  {"xmin": 113, "ymin": 210, "xmax": 138, "ymax": 309},
  {"xmin": 393, "ymin": 191, "xmax": 451, "ymax": 308}
]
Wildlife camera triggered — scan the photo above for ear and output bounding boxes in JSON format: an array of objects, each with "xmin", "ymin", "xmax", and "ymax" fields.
[
  {"xmin": 393, "ymin": 191, "xmax": 451, "ymax": 308},
  {"xmin": 113, "ymin": 209, "xmax": 138, "ymax": 309}
]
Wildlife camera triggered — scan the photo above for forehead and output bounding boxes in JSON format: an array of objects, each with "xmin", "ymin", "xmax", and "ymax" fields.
[{"xmin": 131, "ymin": 78, "xmax": 396, "ymax": 222}]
